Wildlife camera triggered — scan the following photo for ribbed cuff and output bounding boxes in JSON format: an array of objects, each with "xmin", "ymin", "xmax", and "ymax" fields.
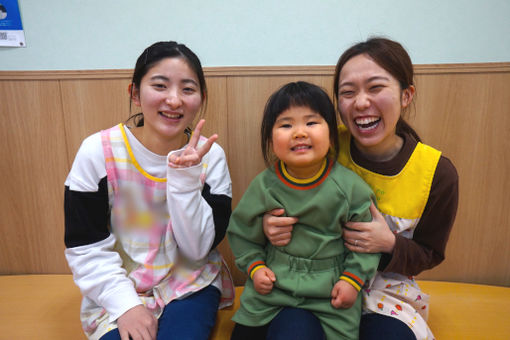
[
  {"xmin": 339, "ymin": 271, "xmax": 364, "ymax": 292},
  {"xmin": 247, "ymin": 260, "xmax": 266, "ymax": 279}
]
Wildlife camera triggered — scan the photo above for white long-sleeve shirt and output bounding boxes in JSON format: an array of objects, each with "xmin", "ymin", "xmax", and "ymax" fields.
[{"xmin": 64, "ymin": 125, "xmax": 232, "ymax": 326}]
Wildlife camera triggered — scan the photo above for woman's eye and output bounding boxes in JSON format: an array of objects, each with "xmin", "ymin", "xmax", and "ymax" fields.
[
  {"xmin": 152, "ymin": 83, "xmax": 166, "ymax": 89},
  {"xmin": 183, "ymin": 87, "xmax": 196, "ymax": 94},
  {"xmin": 339, "ymin": 90, "xmax": 354, "ymax": 97},
  {"xmin": 307, "ymin": 121, "xmax": 318, "ymax": 126},
  {"xmin": 280, "ymin": 124, "xmax": 292, "ymax": 128},
  {"xmin": 370, "ymin": 85, "xmax": 384, "ymax": 91}
]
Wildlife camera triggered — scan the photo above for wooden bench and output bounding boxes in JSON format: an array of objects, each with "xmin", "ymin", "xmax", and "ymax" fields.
[{"xmin": 1, "ymin": 275, "xmax": 509, "ymax": 339}]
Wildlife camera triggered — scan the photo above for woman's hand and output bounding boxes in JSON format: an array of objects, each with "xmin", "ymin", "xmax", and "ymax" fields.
[
  {"xmin": 263, "ymin": 208, "xmax": 298, "ymax": 246},
  {"xmin": 168, "ymin": 119, "xmax": 218, "ymax": 168},
  {"xmin": 117, "ymin": 305, "xmax": 158, "ymax": 340},
  {"xmin": 343, "ymin": 202, "xmax": 396, "ymax": 254}
]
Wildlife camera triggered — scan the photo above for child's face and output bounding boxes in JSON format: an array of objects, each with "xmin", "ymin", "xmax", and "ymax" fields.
[{"xmin": 271, "ymin": 106, "xmax": 330, "ymax": 179}]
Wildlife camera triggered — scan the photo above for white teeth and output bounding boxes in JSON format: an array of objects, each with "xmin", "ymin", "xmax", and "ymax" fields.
[
  {"xmin": 355, "ymin": 117, "xmax": 379, "ymax": 125},
  {"xmin": 292, "ymin": 145, "xmax": 311, "ymax": 151},
  {"xmin": 355, "ymin": 117, "xmax": 381, "ymax": 131},
  {"xmin": 160, "ymin": 112, "xmax": 182, "ymax": 119}
]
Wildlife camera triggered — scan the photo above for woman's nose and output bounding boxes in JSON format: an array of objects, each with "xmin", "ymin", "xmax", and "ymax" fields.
[
  {"xmin": 166, "ymin": 90, "xmax": 182, "ymax": 108},
  {"xmin": 354, "ymin": 91, "xmax": 370, "ymax": 110}
]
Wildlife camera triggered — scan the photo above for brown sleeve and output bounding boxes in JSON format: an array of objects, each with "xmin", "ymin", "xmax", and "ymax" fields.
[{"xmin": 378, "ymin": 156, "xmax": 459, "ymax": 275}]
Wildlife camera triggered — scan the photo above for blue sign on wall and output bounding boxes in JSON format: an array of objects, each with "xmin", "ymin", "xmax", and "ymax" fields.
[{"xmin": 0, "ymin": 0, "xmax": 26, "ymax": 47}]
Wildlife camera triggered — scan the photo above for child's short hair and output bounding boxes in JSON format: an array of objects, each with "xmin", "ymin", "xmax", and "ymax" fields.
[{"xmin": 261, "ymin": 81, "xmax": 339, "ymax": 166}]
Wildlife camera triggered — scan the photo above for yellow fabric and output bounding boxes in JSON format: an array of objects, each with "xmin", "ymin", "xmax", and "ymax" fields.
[
  {"xmin": 337, "ymin": 126, "xmax": 441, "ymax": 220},
  {"xmin": 339, "ymin": 276, "xmax": 362, "ymax": 292},
  {"xmin": 280, "ymin": 158, "xmax": 327, "ymax": 184},
  {"xmin": 118, "ymin": 123, "xmax": 166, "ymax": 183}
]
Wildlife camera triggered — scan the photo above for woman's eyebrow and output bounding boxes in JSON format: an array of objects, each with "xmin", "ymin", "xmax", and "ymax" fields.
[
  {"xmin": 338, "ymin": 81, "xmax": 355, "ymax": 88},
  {"xmin": 339, "ymin": 75, "xmax": 390, "ymax": 88},
  {"xmin": 367, "ymin": 76, "xmax": 390, "ymax": 82},
  {"xmin": 148, "ymin": 75, "xmax": 198, "ymax": 86},
  {"xmin": 149, "ymin": 75, "xmax": 169, "ymax": 82},
  {"xmin": 181, "ymin": 78, "xmax": 199, "ymax": 86}
]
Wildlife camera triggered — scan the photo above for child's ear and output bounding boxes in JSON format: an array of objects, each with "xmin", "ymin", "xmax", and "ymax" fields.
[{"xmin": 129, "ymin": 83, "xmax": 141, "ymax": 107}]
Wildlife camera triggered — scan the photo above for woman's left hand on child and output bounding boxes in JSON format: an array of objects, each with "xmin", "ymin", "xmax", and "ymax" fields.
[
  {"xmin": 168, "ymin": 119, "xmax": 218, "ymax": 168},
  {"xmin": 343, "ymin": 202, "xmax": 396, "ymax": 254}
]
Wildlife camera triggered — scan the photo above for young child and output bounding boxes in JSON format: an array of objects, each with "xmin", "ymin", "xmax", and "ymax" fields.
[
  {"xmin": 64, "ymin": 41, "xmax": 234, "ymax": 340},
  {"xmin": 227, "ymin": 81, "xmax": 381, "ymax": 340}
]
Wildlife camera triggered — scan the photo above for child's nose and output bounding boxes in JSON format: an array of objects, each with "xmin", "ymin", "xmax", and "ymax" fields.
[{"xmin": 293, "ymin": 128, "xmax": 307, "ymax": 139}]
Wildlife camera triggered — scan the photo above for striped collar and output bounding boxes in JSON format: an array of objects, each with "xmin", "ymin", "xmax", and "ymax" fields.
[{"xmin": 275, "ymin": 158, "xmax": 333, "ymax": 190}]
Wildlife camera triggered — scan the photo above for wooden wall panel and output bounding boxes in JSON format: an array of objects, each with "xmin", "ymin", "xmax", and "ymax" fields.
[
  {"xmin": 199, "ymin": 77, "xmax": 229, "ymax": 152},
  {"xmin": 412, "ymin": 72, "xmax": 510, "ymax": 286},
  {"xmin": 0, "ymin": 80, "xmax": 69, "ymax": 273},
  {"xmin": 60, "ymin": 78, "xmax": 132, "ymax": 166},
  {"xmin": 0, "ymin": 65, "xmax": 509, "ymax": 288}
]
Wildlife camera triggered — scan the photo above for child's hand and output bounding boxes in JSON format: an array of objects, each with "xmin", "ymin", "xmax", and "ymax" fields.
[
  {"xmin": 168, "ymin": 119, "xmax": 218, "ymax": 168},
  {"xmin": 253, "ymin": 267, "xmax": 276, "ymax": 295},
  {"xmin": 331, "ymin": 280, "xmax": 358, "ymax": 309}
]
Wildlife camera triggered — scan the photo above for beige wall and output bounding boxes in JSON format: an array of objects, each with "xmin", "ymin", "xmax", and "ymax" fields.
[{"xmin": 1, "ymin": 63, "xmax": 509, "ymax": 287}]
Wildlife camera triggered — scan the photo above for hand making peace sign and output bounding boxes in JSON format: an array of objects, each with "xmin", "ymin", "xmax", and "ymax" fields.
[{"xmin": 167, "ymin": 119, "xmax": 218, "ymax": 168}]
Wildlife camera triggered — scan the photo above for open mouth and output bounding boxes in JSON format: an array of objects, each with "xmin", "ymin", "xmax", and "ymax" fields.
[
  {"xmin": 355, "ymin": 117, "xmax": 380, "ymax": 131},
  {"xmin": 159, "ymin": 112, "xmax": 183, "ymax": 119}
]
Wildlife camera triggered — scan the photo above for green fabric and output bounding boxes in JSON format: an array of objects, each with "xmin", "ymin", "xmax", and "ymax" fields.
[
  {"xmin": 227, "ymin": 161, "xmax": 381, "ymax": 339},
  {"xmin": 235, "ymin": 247, "xmax": 362, "ymax": 339}
]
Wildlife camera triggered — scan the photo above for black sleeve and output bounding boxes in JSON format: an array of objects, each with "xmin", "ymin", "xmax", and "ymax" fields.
[
  {"xmin": 201, "ymin": 183, "xmax": 232, "ymax": 249},
  {"xmin": 64, "ymin": 176, "xmax": 111, "ymax": 248}
]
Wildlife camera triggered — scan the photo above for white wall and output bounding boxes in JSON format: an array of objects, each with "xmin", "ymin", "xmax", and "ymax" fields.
[{"xmin": 0, "ymin": 0, "xmax": 509, "ymax": 70}]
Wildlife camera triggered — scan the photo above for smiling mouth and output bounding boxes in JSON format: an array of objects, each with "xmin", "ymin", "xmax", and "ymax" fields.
[
  {"xmin": 291, "ymin": 145, "xmax": 312, "ymax": 151},
  {"xmin": 160, "ymin": 112, "xmax": 183, "ymax": 119},
  {"xmin": 355, "ymin": 117, "xmax": 380, "ymax": 131}
]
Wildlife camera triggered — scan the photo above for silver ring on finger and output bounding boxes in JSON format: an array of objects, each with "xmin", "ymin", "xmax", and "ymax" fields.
[{"xmin": 355, "ymin": 240, "xmax": 358, "ymax": 246}]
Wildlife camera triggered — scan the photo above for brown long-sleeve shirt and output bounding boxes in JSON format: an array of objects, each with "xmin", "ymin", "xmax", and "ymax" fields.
[{"xmin": 349, "ymin": 132, "xmax": 459, "ymax": 276}]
